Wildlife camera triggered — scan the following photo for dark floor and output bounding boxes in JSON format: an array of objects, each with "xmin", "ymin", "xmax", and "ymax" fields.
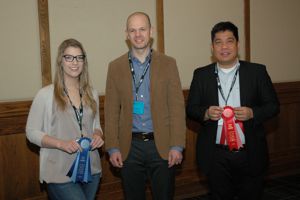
[{"xmin": 183, "ymin": 174, "xmax": 300, "ymax": 200}]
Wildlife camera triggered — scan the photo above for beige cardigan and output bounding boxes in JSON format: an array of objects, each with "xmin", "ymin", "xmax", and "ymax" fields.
[{"xmin": 26, "ymin": 84, "xmax": 102, "ymax": 183}]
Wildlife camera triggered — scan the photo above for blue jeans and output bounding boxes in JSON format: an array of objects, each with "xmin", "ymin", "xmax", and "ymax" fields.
[{"xmin": 47, "ymin": 173, "xmax": 100, "ymax": 200}]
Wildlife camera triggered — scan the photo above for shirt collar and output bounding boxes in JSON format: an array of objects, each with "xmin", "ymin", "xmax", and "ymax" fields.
[
  {"xmin": 217, "ymin": 59, "xmax": 240, "ymax": 74},
  {"xmin": 129, "ymin": 49, "xmax": 152, "ymax": 65}
]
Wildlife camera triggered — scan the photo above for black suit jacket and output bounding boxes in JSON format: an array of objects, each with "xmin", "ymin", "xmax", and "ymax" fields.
[{"xmin": 186, "ymin": 60, "xmax": 279, "ymax": 175}]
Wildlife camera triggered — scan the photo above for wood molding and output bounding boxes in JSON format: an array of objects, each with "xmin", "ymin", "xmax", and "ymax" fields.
[
  {"xmin": 38, "ymin": 0, "xmax": 52, "ymax": 86},
  {"xmin": 156, "ymin": 0, "xmax": 165, "ymax": 53},
  {"xmin": 2, "ymin": 82, "xmax": 298, "ymax": 136},
  {"xmin": 244, "ymin": 0, "xmax": 251, "ymax": 61},
  {"xmin": 0, "ymin": 100, "xmax": 31, "ymax": 136}
]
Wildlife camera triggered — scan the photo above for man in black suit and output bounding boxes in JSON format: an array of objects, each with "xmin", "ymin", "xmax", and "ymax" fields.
[{"xmin": 186, "ymin": 21, "xmax": 279, "ymax": 200}]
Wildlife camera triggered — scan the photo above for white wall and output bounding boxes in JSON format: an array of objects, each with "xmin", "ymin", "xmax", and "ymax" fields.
[
  {"xmin": 0, "ymin": 0, "xmax": 156, "ymax": 101},
  {"xmin": 164, "ymin": 0, "xmax": 245, "ymax": 89},
  {"xmin": 0, "ymin": 0, "xmax": 41, "ymax": 101},
  {"xmin": 1, "ymin": 0, "xmax": 299, "ymax": 101},
  {"xmin": 251, "ymin": 0, "xmax": 300, "ymax": 82},
  {"xmin": 48, "ymin": 0, "xmax": 157, "ymax": 95}
]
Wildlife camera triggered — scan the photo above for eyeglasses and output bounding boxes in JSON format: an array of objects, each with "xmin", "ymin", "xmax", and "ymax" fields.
[{"xmin": 63, "ymin": 55, "xmax": 86, "ymax": 62}]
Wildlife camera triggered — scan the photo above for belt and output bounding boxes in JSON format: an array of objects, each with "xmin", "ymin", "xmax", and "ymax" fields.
[
  {"xmin": 132, "ymin": 132, "xmax": 154, "ymax": 141},
  {"xmin": 215, "ymin": 144, "xmax": 246, "ymax": 152}
]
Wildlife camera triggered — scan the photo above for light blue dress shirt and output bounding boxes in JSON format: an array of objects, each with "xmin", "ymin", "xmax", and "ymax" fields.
[{"xmin": 131, "ymin": 51, "xmax": 153, "ymax": 133}]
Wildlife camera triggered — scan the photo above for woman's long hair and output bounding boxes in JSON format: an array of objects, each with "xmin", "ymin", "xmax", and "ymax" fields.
[{"xmin": 53, "ymin": 38, "xmax": 97, "ymax": 116}]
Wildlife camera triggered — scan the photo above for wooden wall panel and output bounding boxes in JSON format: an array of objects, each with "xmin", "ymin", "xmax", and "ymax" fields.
[
  {"xmin": 0, "ymin": 82, "xmax": 300, "ymax": 200},
  {"xmin": 38, "ymin": 0, "xmax": 52, "ymax": 87}
]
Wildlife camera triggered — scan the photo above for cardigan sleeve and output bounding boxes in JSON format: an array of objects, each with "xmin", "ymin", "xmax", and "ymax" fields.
[{"xmin": 26, "ymin": 86, "xmax": 52, "ymax": 147}]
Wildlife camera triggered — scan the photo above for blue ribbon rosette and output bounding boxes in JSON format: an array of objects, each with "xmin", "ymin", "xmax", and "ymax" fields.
[{"xmin": 67, "ymin": 137, "xmax": 92, "ymax": 183}]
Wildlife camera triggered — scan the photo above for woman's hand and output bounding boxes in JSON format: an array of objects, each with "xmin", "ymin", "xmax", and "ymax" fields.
[
  {"xmin": 90, "ymin": 129, "xmax": 104, "ymax": 150},
  {"xmin": 57, "ymin": 139, "xmax": 82, "ymax": 154}
]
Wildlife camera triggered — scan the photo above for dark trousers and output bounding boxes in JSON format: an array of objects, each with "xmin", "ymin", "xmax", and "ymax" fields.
[
  {"xmin": 121, "ymin": 138, "xmax": 175, "ymax": 200},
  {"xmin": 207, "ymin": 147, "xmax": 264, "ymax": 200}
]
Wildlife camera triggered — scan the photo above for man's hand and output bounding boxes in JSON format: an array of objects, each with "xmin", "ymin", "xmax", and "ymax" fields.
[
  {"xmin": 109, "ymin": 151, "xmax": 123, "ymax": 168},
  {"xmin": 234, "ymin": 107, "xmax": 253, "ymax": 121},
  {"xmin": 168, "ymin": 150, "xmax": 183, "ymax": 168},
  {"xmin": 205, "ymin": 106, "xmax": 224, "ymax": 121}
]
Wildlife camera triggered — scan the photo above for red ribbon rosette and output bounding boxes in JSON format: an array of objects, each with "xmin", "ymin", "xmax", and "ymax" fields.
[{"xmin": 221, "ymin": 106, "xmax": 243, "ymax": 151}]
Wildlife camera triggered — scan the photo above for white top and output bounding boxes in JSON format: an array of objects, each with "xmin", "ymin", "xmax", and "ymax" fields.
[{"xmin": 216, "ymin": 62, "xmax": 245, "ymax": 145}]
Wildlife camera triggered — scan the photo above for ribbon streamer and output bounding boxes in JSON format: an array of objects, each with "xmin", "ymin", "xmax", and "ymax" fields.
[
  {"xmin": 221, "ymin": 106, "xmax": 243, "ymax": 150},
  {"xmin": 67, "ymin": 137, "xmax": 92, "ymax": 183}
]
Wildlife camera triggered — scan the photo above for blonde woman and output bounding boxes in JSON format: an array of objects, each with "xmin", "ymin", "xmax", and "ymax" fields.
[{"xmin": 26, "ymin": 39, "xmax": 104, "ymax": 200}]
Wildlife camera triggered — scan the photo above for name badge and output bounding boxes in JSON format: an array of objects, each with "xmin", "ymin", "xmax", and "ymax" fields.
[{"xmin": 133, "ymin": 101, "xmax": 144, "ymax": 115}]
